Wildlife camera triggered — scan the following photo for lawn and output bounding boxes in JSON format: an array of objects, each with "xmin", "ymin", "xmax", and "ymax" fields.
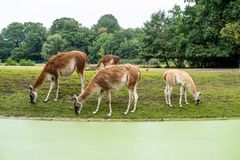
[{"xmin": 0, "ymin": 65, "xmax": 240, "ymax": 120}]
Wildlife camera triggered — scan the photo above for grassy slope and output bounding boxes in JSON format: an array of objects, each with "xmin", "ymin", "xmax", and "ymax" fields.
[{"xmin": 0, "ymin": 66, "xmax": 240, "ymax": 120}]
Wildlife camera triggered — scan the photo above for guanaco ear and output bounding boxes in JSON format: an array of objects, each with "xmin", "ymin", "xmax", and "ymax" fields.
[
  {"xmin": 72, "ymin": 94, "xmax": 78, "ymax": 101},
  {"xmin": 29, "ymin": 85, "xmax": 33, "ymax": 91},
  {"xmin": 198, "ymin": 92, "xmax": 202, "ymax": 96}
]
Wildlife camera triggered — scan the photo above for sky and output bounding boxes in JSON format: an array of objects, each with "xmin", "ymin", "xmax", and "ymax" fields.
[{"xmin": 1, "ymin": 0, "xmax": 188, "ymax": 30}]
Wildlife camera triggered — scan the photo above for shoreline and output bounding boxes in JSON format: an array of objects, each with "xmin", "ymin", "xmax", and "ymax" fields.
[{"xmin": 0, "ymin": 116, "xmax": 239, "ymax": 122}]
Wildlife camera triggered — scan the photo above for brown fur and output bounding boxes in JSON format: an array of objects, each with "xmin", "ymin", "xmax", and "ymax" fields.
[
  {"xmin": 96, "ymin": 55, "xmax": 120, "ymax": 69},
  {"xmin": 30, "ymin": 50, "xmax": 88, "ymax": 103},
  {"xmin": 74, "ymin": 64, "xmax": 141, "ymax": 116}
]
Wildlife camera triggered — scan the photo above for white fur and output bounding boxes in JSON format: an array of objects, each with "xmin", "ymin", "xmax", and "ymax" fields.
[
  {"xmin": 45, "ymin": 74, "xmax": 53, "ymax": 81},
  {"xmin": 32, "ymin": 91, "xmax": 38, "ymax": 103},
  {"xmin": 58, "ymin": 59, "xmax": 76, "ymax": 76},
  {"xmin": 164, "ymin": 70, "xmax": 200, "ymax": 107},
  {"xmin": 112, "ymin": 74, "xmax": 128, "ymax": 90},
  {"xmin": 109, "ymin": 59, "xmax": 114, "ymax": 65},
  {"xmin": 175, "ymin": 75, "xmax": 183, "ymax": 84}
]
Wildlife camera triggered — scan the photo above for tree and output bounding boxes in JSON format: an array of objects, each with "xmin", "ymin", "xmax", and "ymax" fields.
[
  {"xmin": 0, "ymin": 35, "xmax": 13, "ymax": 61},
  {"xmin": 220, "ymin": 22, "xmax": 240, "ymax": 45},
  {"xmin": 50, "ymin": 17, "xmax": 96, "ymax": 53},
  {"xmin": 142, "ymin": 10, "xmax": 169, "ymax": 66},
  {"xmin": 182, "ymin": 0, "xmax": 238, "ymax": 67},
  {"xmin": 74, "ymin": 27, "xmax": 97, "ymax": 53},
  {"xmin": 41, "ymin": 34, "xmax": 67, "ymax": 59},
  {"xmin": 118, "ymin": 39, "xmax": 141, "ymax": 59},
  {"xmin": 22, "ymin": 22, "xmax": 47, "ymax": 61},
  {"xmin": 0, "ymin": 22, "xmax": 47, "ymax": 61},
  {"xmin": 50, "ymin": 17, "xmax": 80, "ymax": 35},
  {"xmin": 106, "ymin": 28, "xmax": 143, "ymax": 59},
  {"xmin": 106, "ymin": 29, "xmax": 134, "ymax": 54},
  {"xmin": 167, "ymin": 5, "xmax": 187, "ymax": 67},
  {"xmin": 92, "ymin": 14, "xmax": 121, "ymax": 34},
  {"xmin": 1, "ymin": 22, "xmax": 25, "ymax": 48},
  {"xmin": 50, "ymin": 17, "xmax": 81, "ymax": 50},
  {"xmin": 88, "ymin": 32, "xmax": 113, "ymax": 62}
]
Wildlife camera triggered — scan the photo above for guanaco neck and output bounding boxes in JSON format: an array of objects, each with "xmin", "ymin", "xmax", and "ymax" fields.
[
  {"xmin": 33, "ymin": 71, "xmax": 47, "ymax": 92},
  {"xmin": 78, "ymin": 80, "xmax": 99, "ymax": 101},
  {"xmin": 189, "ymin": 80, "xmax": 198, "ymax": 97},
  {"xmin": 96, "ymin": 60, "xmax": 102, "ymax": 69}
]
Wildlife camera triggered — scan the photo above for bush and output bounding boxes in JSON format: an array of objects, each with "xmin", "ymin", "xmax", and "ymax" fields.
[
  {"xmin": 5, "ymin": 57, "xmax": 18, "ymax": 66},
  {"xmin": 19, "ymin": 59, "xmax": 35, "ymax": 66},
  {"xmin": 148, "ymin": 58, "xmax": 160, "ymax": 65},
  {"xmin": 121, "ymin": 58, "xmax": 143, "ymax": 65},
  {"xmin": 148, "ymin": 58, "xmax": 161, "ymax": 68}
]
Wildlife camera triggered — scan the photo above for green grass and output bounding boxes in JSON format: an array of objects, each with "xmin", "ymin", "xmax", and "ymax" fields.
[{"xmin": 0, "ymin": 66, "xmax": 240, "ymax": 120}]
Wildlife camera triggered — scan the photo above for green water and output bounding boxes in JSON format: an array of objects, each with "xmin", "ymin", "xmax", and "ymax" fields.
[{"xmin": 0, "ymin": 119, "xmax": 240, "ymax": 160}]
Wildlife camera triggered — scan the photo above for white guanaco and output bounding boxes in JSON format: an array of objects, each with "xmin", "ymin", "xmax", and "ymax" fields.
[{"xmin": 163, "ymin": 69, "xmax": 201, "ymax": 107}]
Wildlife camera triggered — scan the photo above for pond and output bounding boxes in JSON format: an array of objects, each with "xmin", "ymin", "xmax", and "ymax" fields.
[{"xmin": 0, "ymin": 119, "xmax": 239, "ymax": 160}]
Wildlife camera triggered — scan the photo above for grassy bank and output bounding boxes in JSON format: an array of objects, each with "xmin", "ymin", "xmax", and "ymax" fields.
[{"xmin": 0, "ymin": 66, "xmax": 240, "ymax": 120}]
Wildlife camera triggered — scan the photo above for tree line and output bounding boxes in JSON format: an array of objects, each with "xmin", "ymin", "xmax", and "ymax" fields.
[{"xmin": 0, "ymin": 0, "xmax": 239, "ymax": 67}]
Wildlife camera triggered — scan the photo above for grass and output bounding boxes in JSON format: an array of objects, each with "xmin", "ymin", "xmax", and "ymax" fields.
[{"xmin": 0, "ymin": 66, "xmax": 240, "ymax": 121}]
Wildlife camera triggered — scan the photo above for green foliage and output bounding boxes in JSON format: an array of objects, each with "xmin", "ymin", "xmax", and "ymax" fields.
[
  {"xmin": 19, "ymin": 59, "xmax": 35, "ymax": 66},
  {"xmin": 92, "ymin": 14, "xmax": 121, "ymax": 34},
  {"xmin": 0, "ymin": 35, "xmax": 13, "ymax": 61},
  {"xmin": 148, "ymin": 58, "xmax": 161, "ymax": 66},
  {"xmin": 1, "ymin": 22, "xmax": 25, "ymax": 47},
  {"xmin": 0, "ymin": 0, "xmax": 239, "ymax": 67},
  {"xmin": 76, "ymin": 27, "xmax": 97, "ymax": 53},
  {"xmin": 49, "ymin": 17, "xmax": 96, "ymax": 53},
  {"xmin": 5, "ymin": 57, "xmax": 18, "ymax": 66},
  {"xmin": 121, "ymin": 58, "xmax": 143, "ymax": 65},
  {"xmin": 106, "ymin": 29, "xmax": 142, "ymax": 59},
  {"xmin": 117, "ymin": 39, "xmax": 141, "ymax": 59},
  {"xmin": 41, "ymin": 34, "xmax": 67, "ymax": 59},
  {"xmin": 22, "ymin": 22, "xmax": 47, "ymax": 61},
  {"xmin": 50, "ymin": 17, "xmax": 80, "ymax": 50},
  {"xmin": 142, "ymin": 10, "xmax": 169, "ymax": 64},
  {"xmin": 88, "ymin": 32, "xmax": 113, "ymax": 62},
  {"xmin": 50, "ymin": 17, "xmax": 80, "ymax": 35},
  {"xmin": 222, "ymin": 0, "xmax": 240, "ymax": 23},
  {"xmin": 220, "ymin": 22, "xmax": 240, "ymax": 45},
  {"xmin": 0, "ymin": 22, "xmax": 47, "ymax": 61}
]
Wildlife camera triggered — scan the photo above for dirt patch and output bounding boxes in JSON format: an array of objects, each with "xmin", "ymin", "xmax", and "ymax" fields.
[
  {"xmin": 0, "ymin": 89, "xmax": 15, "ymax": 94},
  {"xmin": 16, "ymin": 79, "xmax": 32, "ymax": 89}
]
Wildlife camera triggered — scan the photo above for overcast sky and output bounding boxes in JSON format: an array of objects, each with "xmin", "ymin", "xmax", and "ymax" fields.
[{"xmin": 1, "ymin": 0, "xmax": 188, "ymax": 30}]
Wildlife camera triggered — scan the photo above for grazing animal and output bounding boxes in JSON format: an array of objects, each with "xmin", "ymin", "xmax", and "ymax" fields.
[
  {"xmin": 29, "ymin": 51, "xmax": 88, "ymax": 104},
  {"xmin": 96, "ymin": 55, "xmax": 120, "ymax": 69},
  {"xmin": 163, "ymin": 69, "xmax": 201, "ymax": 107},
  {"xmin": 73, "ymin": 64, "xmax": 141, "ymax": 116}
]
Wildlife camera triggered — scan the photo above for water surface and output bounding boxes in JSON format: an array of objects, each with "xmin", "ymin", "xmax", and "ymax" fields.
[{"xmin": 0, "ymin": 119, "xmax": 239, "ymax": 160}]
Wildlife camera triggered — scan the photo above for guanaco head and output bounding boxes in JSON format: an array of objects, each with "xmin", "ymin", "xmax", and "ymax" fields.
[
  {"xmin": 29, "ymin": 85, "xmax": 37, "ymax": 104},
  {"xmin": 73, "ymin": 94, "xmax": 82, "ymax": 114},
  {"xmin": 194, "ymin": 91, "xmax": 202, "ymax": 105}
]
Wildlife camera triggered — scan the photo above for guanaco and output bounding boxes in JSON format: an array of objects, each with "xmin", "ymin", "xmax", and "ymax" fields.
[
  {"xmin": 96, "ymin": 55, "xmax": 120, "ymax": 69},
  {"xmin": 29, "ymin": 51, "xmax": 88, "ymax": 104},
  {"xmin": 163, "ymin": 69, "xmax": 201, "ymax": 107},
  {"xmin": 73, "ymin": 64, "xmax": 141, "ymax": 116}
]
